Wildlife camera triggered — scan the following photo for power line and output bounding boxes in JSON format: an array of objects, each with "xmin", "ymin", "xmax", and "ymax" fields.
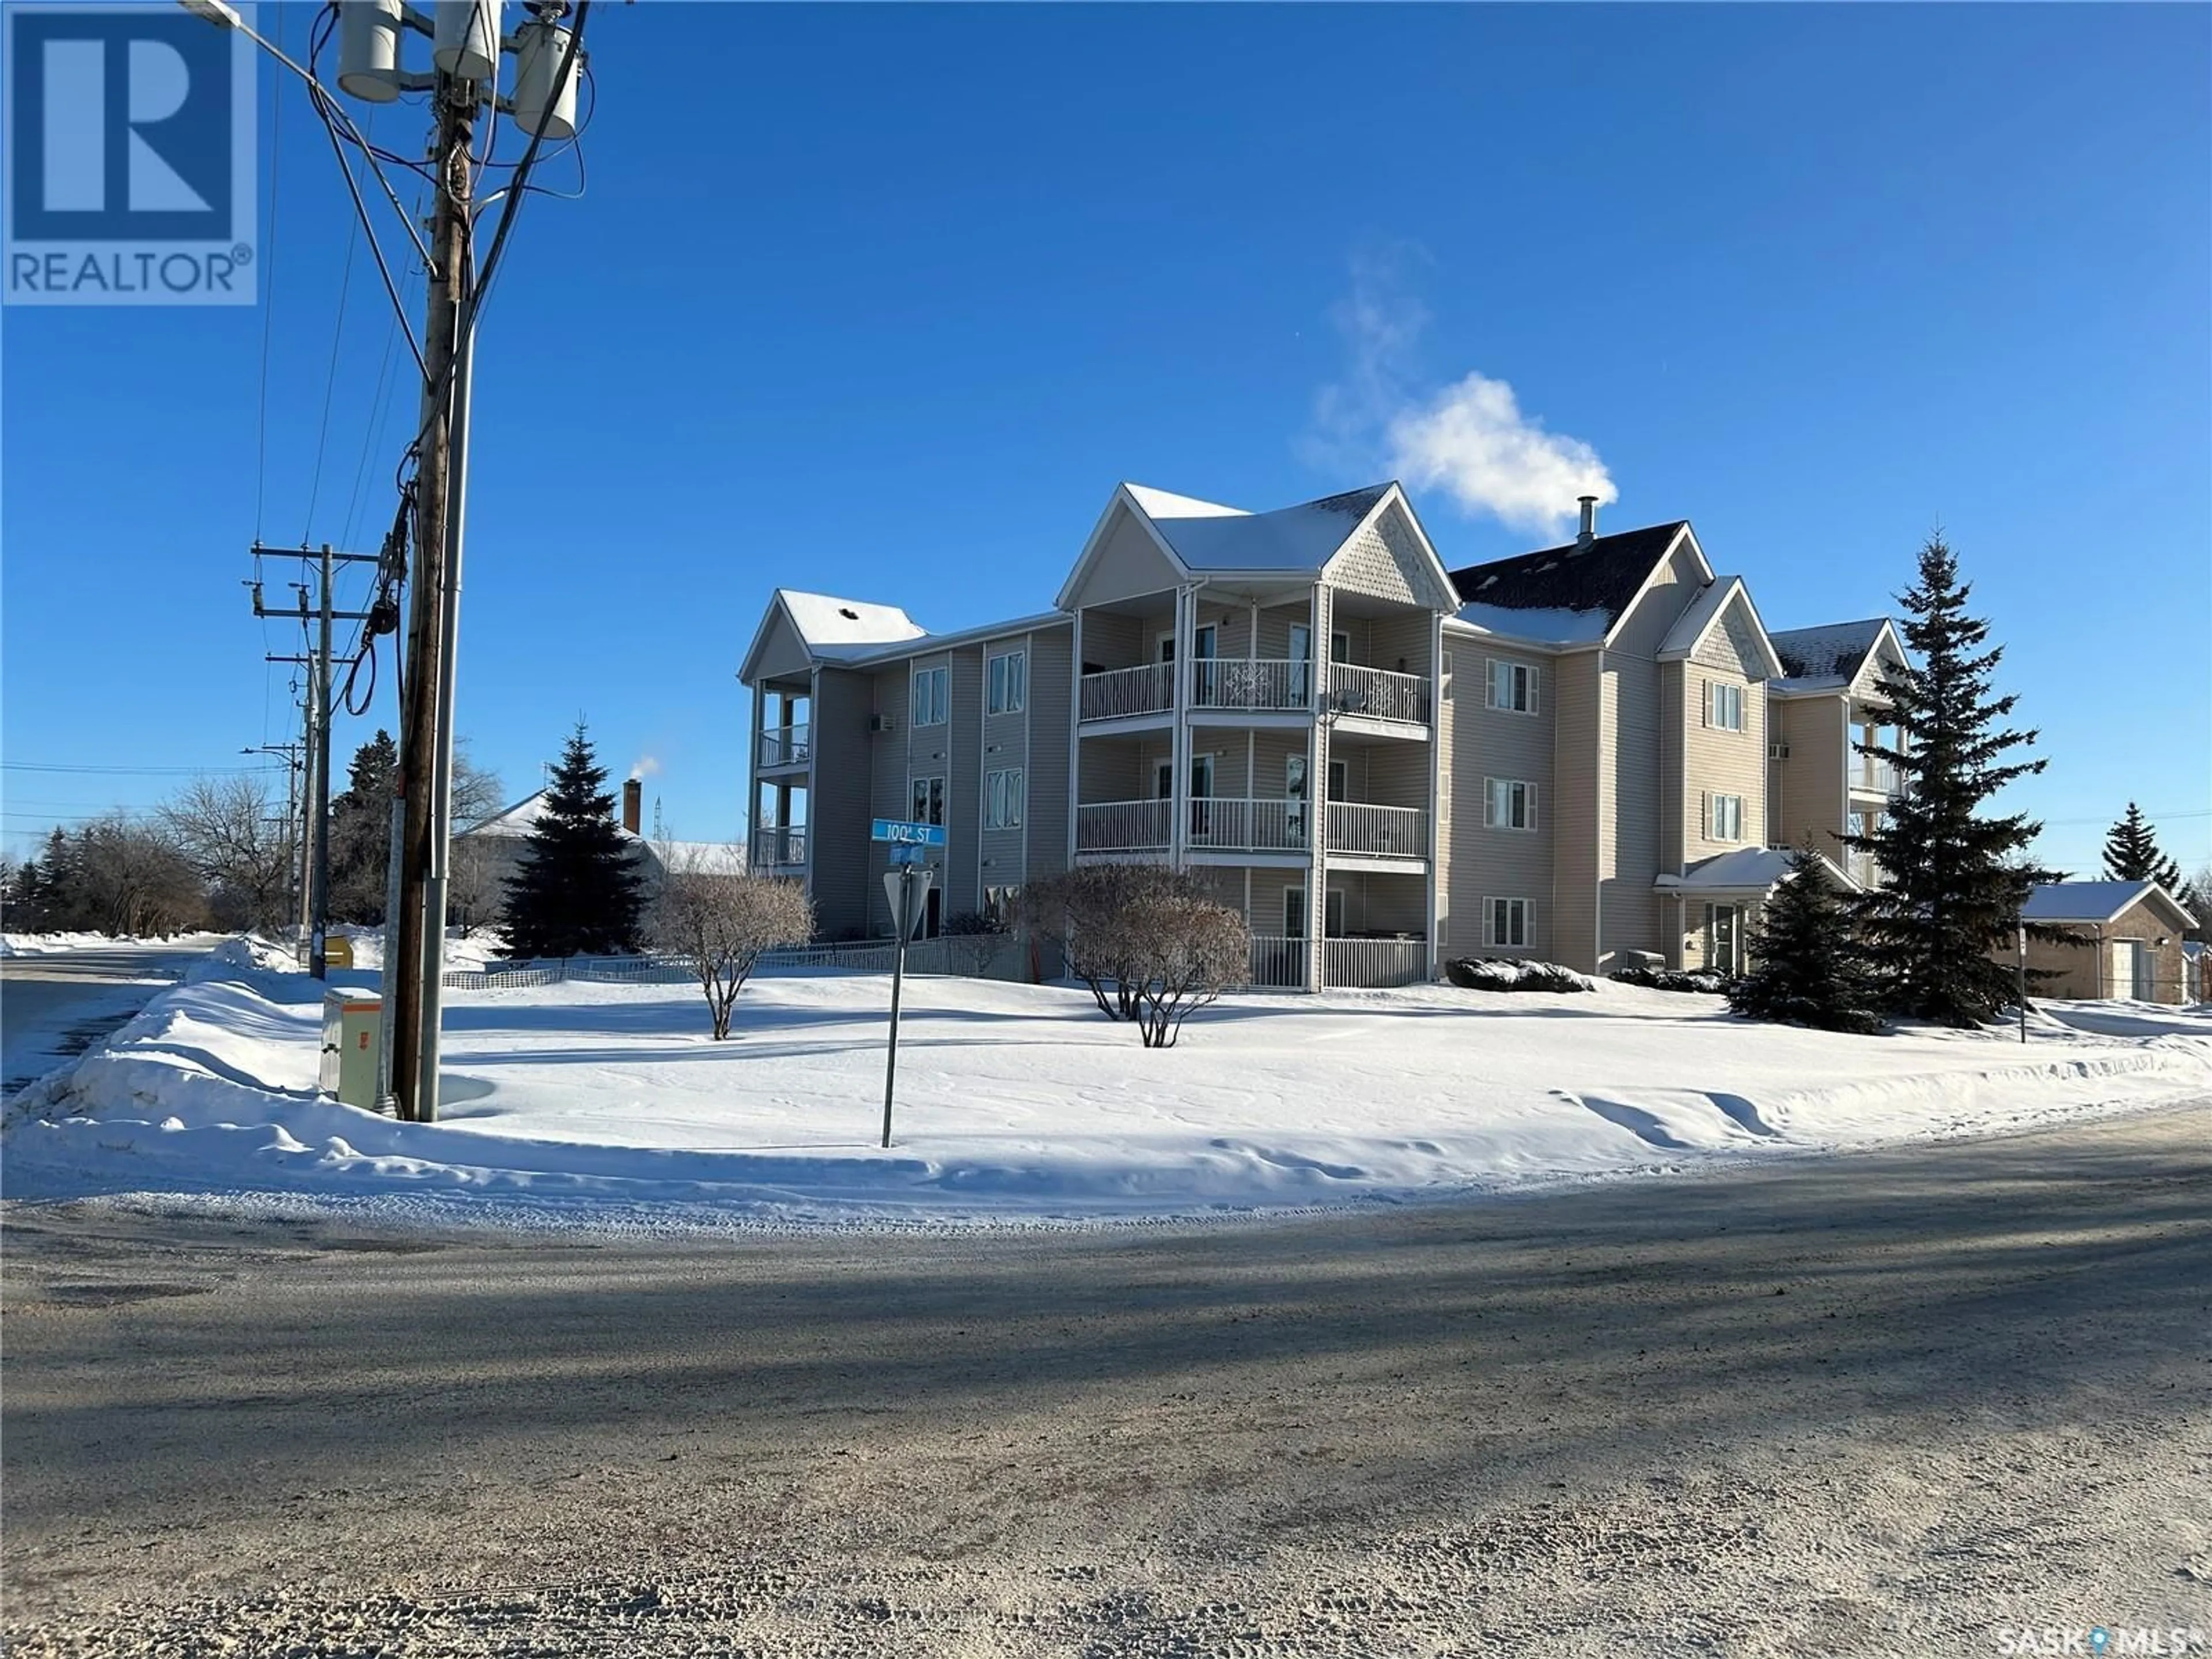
[
  {"xmin": 252, "ymin": 1, "xmax": 283, "ymax": 542},
  {"xmin": 2, "ymin": 763, "xmax": 285, "ymax": 777},
  {"xmin": 302, "ymin": 103, "xmax": 369, "ymax": 543}
]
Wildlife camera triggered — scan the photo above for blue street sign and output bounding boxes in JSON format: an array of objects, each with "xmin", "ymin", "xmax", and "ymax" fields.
[
  {"xmin": 871, "ymin": 818, "xmax": 947, "ymax": 847},
  {"xmin": 888, "ymin": 843, "xmax": 926, "ymax": 866}
]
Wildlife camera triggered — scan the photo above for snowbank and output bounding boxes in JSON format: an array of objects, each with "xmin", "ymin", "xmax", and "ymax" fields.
[
  {"xmin": 2, "ymin": 931, "xmax": 146, "ymax": 957},
  {"xmin": 6, "ymin": 961, "xmax": 2209, "ymax": 1232}
]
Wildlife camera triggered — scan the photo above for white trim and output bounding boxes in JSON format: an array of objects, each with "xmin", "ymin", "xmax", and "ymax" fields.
[
  {"xmin": 1055, "ymin": 487, "xmax": 1197, "ymax": 612},
  {"xmin": 1656, "ymin": 575, "xmax": 1785, "ymax": 680},
  {"xmin": 1483, "ymin": 895, "xmax": 1531, "ymax": 949},
  {"xmin": 1600, "ymin": 524, "xmax": 1714, "ymax": 650},
  {"xmin": 985, "ymin": 645, "xmax": 1028, "ymax": 715},
  {"xmin": 1485, "ymin": 656, "xmax": 1540, "ymax": 715},
  {"xmin": 1483, "ymin": 775, "xmax": 1540, "ymax": 832}
]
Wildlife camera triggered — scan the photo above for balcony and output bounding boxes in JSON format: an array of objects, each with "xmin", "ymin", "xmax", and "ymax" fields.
[
  {"xmin": 1323, "ymin": 935, "xmax": 1430, "ymax": 990},
  {"xmin": 1080, "ymin": 663, "xmax": 1175, "ymax": 722},
  {"xmin": 1325, "ymin": 663, "xmax": 1429, "ymax": 725},
  {"xmin": 757, "ymin": 724, "xmax": 810, "ymax": 769},
  {"xmin": 1192, "ymin": 658, "xmax": 1311, "ymax": 713},
  {"xmin": 1855, "ymin": 757, "xmax": 1901, "ymax": 795},
  {"xmin": 1075, "ymin": 798, "xmax": 1427, "ymax": 861},
  {"xmin": 750, "ymin": 826, "xmax": 808, "ymax": 869}
]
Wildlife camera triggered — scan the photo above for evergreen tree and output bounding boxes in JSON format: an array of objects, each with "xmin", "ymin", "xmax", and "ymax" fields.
[
  {"xmin": 2100, "ymin": 802, "xmax": 2184, "ymax": 892},
  {"xmin": 499, "ymin": 722, "xmax": 644, "ymax": 959},
  {"xmin": 1727, "ymin": 845, "xmax": 1881, "ymax": 1033},
  {"xmin": 328, "ymin": 730, "xmax": 399, "ymax": 923},
  {"xmin": 1844, "ymin": 533, "xmax": 2059, "ymax": 1026}
]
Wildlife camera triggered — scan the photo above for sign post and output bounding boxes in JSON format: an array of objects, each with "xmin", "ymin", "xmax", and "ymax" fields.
[
  {"xmin": 871, "ymin": 820, "xmax": 946, "ymax": 1147},
  {"xmin": 2017, "ymin": 923, "xmax": 2028, "ymax": 1044}
]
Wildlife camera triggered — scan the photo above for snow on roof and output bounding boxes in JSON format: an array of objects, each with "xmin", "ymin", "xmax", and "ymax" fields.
[
  {"xmin": 2022, "ymin": 880, "xmax": 2164, "ymax": 925},
  {"xmin": 778, "ymin": 590, "xmax": 926, "ymax": 656},
  {"xmin": 1452, "ymin": 601, "xmax": 1612, "ymax": 646},
  {"xmin": 1771, "ymin": 619, "xmax": 1888, "ymax": 683},
  {"xmin": 461, "ymin": 789, "xmax": 550, "ymax": 838},
  {"xmin": 1656, "ymin": 847, "xmax": 1858, "ymax": 893},
  {"xmin": 1130, "ymin": 483, "xmax": 1392, "ymax": 574},
  {"xmin": 1448, "ymin": 522, "xmax": 1689, "ymax": 624}
]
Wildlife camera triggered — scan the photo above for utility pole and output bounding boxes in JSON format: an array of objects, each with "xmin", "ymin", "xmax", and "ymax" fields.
[
  {"xmin": 392, "ymin": 82, "xmax": 475, "ymax": 1124},
  {"xmin": 252, "ymin": 547, "xmax": 380, "ymax": 979}
]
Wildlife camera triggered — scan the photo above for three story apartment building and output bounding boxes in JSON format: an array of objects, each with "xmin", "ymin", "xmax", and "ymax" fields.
[{"xmin": 738, "ymin": 480, "xmax": 1900, "ymax": 988}]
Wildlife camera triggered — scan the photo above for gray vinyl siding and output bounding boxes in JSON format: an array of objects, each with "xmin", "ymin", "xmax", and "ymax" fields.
[
  {"xmin": 949, "ymin": 649, "xmax": 983, "ymax": 918},
  {"xmin": 808, "ymin": 668, "xmax": 875, "ymax": 938},
  {"xmin": 1078, "ymin": 735, "xmax": 1147, "ymax": 805},
  {"xmin": 1439, "ymin": 637, "xmax": 1555, "ymax": 959},
  {"xmin": 1024, "ymin": 625, "xmax": 1072, "ymax": 883},
  {"xmin": 978, "ymin": 634, "xmax": 1030, "ymax": 895},
  {"xmin": 1366, "ymin": 611, "xmax": 1433, "ymax": 677},
  {"xmin": 1077, "ymin": 610, "xmax": 1146, "ymax": 674},
  {"xmin": 1073, "ymin": 506, "xmax": 1183, "ymax": 610},
  {"xmin": 1549, "ymin": 650, "xmax": 1602, "ymax": 969}
]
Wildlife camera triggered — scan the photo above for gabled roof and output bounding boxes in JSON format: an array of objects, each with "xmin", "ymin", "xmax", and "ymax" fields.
[
  {"xmin": 1056, "ymin": 480, "xmax": 1454, "ymax": 610},
  {"xmin": 1654, "ymin": 846, "xmax": 1859, "ymax": 895},
  {"xmin": 460, "ymin": 788, "xmax": 551, "ymax": 838},
  {"xmin": 1770, "ymin": 618, "xmax": 1902, "ymax": 692},
  {"xmin": 2023, "ymin": 880, "xmax": 2198, "ymax": 928},
  {"xmin": 1657, "ymin": 576, "xmax": 1786, "ymax": 680},
  {"xmin": 738, "ymin": 588, "xmax": 929, "ymax": 684},
  {"xmin": 1448, "ymin": 521, "xmax": 1692, "ymax": 630}
]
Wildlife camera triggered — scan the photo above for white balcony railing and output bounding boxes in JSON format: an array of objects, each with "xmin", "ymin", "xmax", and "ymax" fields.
[
  {"xmin": 1857, "ymin": 757, "xmax": 1901, "ymax": 794},
  {"xmin": 1191, "ymin": 658, "xmax": 1312, "ymax": 713},
  {"xmin": 1080, "ymin": 663, "xmax": 1176, "ymax": 722},
  {"xmin": 1323, "ymin": 937, "xmax": 1430, "ymax": 990},
  {"xmin": 1325, "ymin": 802, "xmax": 1428, "ymax": 859},
  {"xmin": 757, "ymin": 723, "xmax": 810, "ymax": 768},
  {"xmin": 1189, "ymin": 797, "xmax": 1308, "ymax": 853},
  {"xmin": 1325, "ymin": 663, "xmax": 1429, "ymax": 725},
  {"xmin": 1076, "ymin": 798, "xmax": 1172, "ymax": 854},
  {"xmin": 1246, "ymin": 934, "xmax": 1306, "ymax": 990},
  {"xmin": 750, "ymin": 826, "xmax": 808, "ymax": 868}
]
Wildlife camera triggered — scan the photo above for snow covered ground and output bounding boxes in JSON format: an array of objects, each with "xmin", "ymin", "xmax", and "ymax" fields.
[{"xmin": 6, "ymin": 949, "xmax": 2209, "ymax": 1230}]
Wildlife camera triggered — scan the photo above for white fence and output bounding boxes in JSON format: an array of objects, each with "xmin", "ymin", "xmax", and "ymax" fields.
[
  {"xmin": 1857, "ymin": 757, "xmax": 1900, "ymax": 794},
  {"xmin": 1245, "ymin": 933, "xmax": 1306, "ymax": 989},
  {"xmin": 440, "ymin": 934, "xmax": 1027, "ymax": 991},
  {"xmin": 1079, "ymin": 662, "xmax": 1175, "ymax": 722},
  {"xmin": 1323, "ymin": 936, "xmax": 1430, "ymax": 990},
  {"xmin": 757, "ymin": 724, "xmax": 810, "ymax": 768},
  {"xmin": 1327, "ymin": 663, "xmax": 1429, "ymax": 725}
]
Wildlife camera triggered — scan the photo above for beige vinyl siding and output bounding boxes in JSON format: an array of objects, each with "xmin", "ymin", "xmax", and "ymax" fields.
[
  {"xmin": 1254, "ymin": 600, "xmax": 1311, "ymax": 661},
  {"xmin": 806, "ymin": 667, "xmax": 875, "ymax": 938},
  {"xmin": 1768, "ymin": 693, "xmax": 1849, "ymax": 857},
  {"xmin": 1681, "ymin": 611, "xmax": 1770, "ymax": 861},
  {"xmin": 1601, "ymin": 653, "xmax": 1664, "ymax": 966},
  {"xmin": 1364, "ymin": 610, "xmax": 1433, "ymax": 677},
  {"xmin": 1606, "ymin": 541, "xmax": 1705, "ymax": 658},
  {"xmin": 1339, "ymin": 871, "xmax": 1427, "ymax": 934},
  {"xmin": 1077, "ymin": 734, "xmax": 1147, "ymax": 805},
  {"xmin": 1548, "ymin": 650, "xmax": 1602, "ymax": 969},
  {"xmin": 1071, "ymin": 506, "xmax": 1183, "ymax": 609},
  {"xmin": 1438, "ymin": 636, "xmax": 1557, "ymax": 960},
  {"xmin": 1362, "ymin": 738, "xmax": 1429, "ymax": 812},
  {"xmin": 1024, "ymin": 625, "xmax": 1072, "ymax": 882}
]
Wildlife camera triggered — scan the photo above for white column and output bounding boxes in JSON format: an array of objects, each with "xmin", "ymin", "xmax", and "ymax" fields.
[
  {"xmin": 1067, "ymin": 607, "xmax": 1084, "ymax": 868},
  {"xmin": 1308, "ymin": 584, "xmax": 1328, "ymax": 991},
  {"xmin": 1169, "ymin": 586, "xmax": 1194, "ymax": 867}
]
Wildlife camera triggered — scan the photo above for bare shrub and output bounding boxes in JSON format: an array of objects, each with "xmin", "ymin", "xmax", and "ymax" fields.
[
  {"xmin": 649, "ymin": 849, "xmax": 813, "ymax": 1040},
  {"xmin": 940, "ymin": 910, "xmax": 1008, "ymax": 977},
  {"xmin": 1021, "ymin": 864, "xmax": 1249, "ymax": 1046}
]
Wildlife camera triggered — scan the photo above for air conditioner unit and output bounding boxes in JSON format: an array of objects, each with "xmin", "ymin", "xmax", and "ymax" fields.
[
  {"xmin": 870, "ymin": 714, "xmax": 893, "ymax": 733},
  {"xmin": 1768, "ymin": 741, "xmax": 1790, "ymax": 760}
]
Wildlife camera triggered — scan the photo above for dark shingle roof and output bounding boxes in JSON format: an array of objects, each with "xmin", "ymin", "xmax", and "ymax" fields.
[
  {"xmin": 1769, "ymin": 619, "xmax": 1888, "ymax": 683},
  {"xmin": 1447, "ymin": 522, "xmax": 1688, "ymax": 622}
]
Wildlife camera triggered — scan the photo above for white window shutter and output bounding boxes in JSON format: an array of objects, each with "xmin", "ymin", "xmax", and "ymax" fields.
[
  {"xmin": 1701, "ymin": 680, "xmax": 1711, "ymax": 728},
  {"xmin": 1528, "ymin": 665, "xmax": 1539, "ymax": 715},
  {"xmin": 1702, "ymin": 791, "xmax": 1712, "ymax": 838},
  {"xmin": 1528, "ymin": 785, "xmax": 1539, "ymax": 831}
]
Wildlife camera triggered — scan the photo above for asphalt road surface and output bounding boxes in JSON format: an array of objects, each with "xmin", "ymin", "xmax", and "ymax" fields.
[
  {"xmin": 4, "ymin": 1104, "xmax": 2207, "ymax": 1657},
  {"xmin": 1, "ymin": 940, "xmax": 216, "ymax": 1097}
]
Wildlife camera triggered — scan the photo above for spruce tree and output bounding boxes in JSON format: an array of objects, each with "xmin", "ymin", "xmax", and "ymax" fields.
[
  {"xmin": 2100, "ymin": 802, "xmax": 2184, "ymax": 892},
  {"xmin": 1727, "ymin": 845, "xmax": 1881, "ymax": 1033},
  {"xmin": 329, "ymin": 730, "xmax": 399, "ymax": 922},
  {"xmin": 499, "ymin": 722, "xmax": 645, "ymax": 959},
  {"xmin": 1844, "ymin": 533, "xmax": 2058, "ymax": 1026}
]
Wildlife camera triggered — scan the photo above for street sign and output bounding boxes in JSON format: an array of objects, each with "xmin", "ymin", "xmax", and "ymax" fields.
[
  {"xmin": 888, "ymin": 843, "xmax": 927, "ymax": 867},
  {"xmin": 882, "ymin": 866, "xmax": 934, "ymax": 938},
  {"xmin": 872, "ymin": 818, "xmax": 947, "ymax": 848}
]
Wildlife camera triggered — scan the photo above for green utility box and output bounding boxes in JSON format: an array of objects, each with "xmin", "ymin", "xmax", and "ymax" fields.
[{"xmin": 320, "ymin": 988, "xmax": 384, "ymax": 1110}]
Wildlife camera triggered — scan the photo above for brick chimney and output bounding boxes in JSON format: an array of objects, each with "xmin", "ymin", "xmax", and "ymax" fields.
[
  {"xmin": 622, "ymin": 778, "xmax": 642, "ymax": 835},
  {"xmin": 1577, "ymin": 496, "xmax": 1599, "ymax": 547}
]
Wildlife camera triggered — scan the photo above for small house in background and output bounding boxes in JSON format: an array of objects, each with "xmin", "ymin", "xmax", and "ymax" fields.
[
  {"xmin": 2014, "ymin": 881, "xmax": 2199, "ymax": 1005},
  {"xmin": 453, "ymin": 774, "xmax": 743, "ymax": 937}
]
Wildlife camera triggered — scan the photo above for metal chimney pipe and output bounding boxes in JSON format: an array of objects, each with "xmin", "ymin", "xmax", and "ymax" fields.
[
  {"xmin": 622, "ymin": 778, "xmax": 642, "ymax": 835},
  {"xmin": 1577, "ymin": 496, "xmax": 1599, "ymax": 546}
]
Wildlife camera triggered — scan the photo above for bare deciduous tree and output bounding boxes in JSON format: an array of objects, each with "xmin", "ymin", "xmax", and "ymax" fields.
[
  {"xmin": 649, "ymin": 848, "xmax": 813, "ymax": 1040},
  {"xmin": 75, "ymin": 815, "xmax": 206, "ymax": 937},
  {"xmin": 1021, "ymin": 865, "xmax": 1250, "ymax": 1046},
  {"xmin": 159, "ymin": 776, "xmax": 291, "ymax": 930}
]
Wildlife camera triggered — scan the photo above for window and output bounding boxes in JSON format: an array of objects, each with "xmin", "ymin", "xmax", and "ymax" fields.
[
  {"xmin": 1487, "ymin": 658, "xmax": 1538, "ymax": 714},
  {"xmin": 910, "ymin": 665, "xmax": 948, "ymax": 728},
  {"xmin": 1483, "ymin": 777, "xmax": 1539, "ymax": 831},
  {"xmin": 1284, "ymin": 885, "xmax": 1306, "ymax": 939},
  {"xmin": 1486, "ymin": 897, "xmax": 1530, "ymax": 949},
  {"xmin": 1708, "ymin": 680, "xmax": 1745, "ymax": 731},
  {"xmin": 984, "ymin": 768, "xmax": 1026, "ymax": 829},
  {"xmin": 987, "ymin": 649, "xmax": 1027, "ymax": 715},
  {"xmin": 1706, "ymin": 792, "xmax": 1745, "ymax": 842},
  {"xmin": 984, "ymin": 885, "xmax": 1020, "ymax": 926},
  {"xmin": 910, "ymin": 775, "xmax": 945, "ymax": 826}
]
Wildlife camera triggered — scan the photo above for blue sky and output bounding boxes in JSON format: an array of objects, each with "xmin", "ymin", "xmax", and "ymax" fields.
[{"xmin": 5, "ymin": 2, "xmax": 2208, "ymax": 877}]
